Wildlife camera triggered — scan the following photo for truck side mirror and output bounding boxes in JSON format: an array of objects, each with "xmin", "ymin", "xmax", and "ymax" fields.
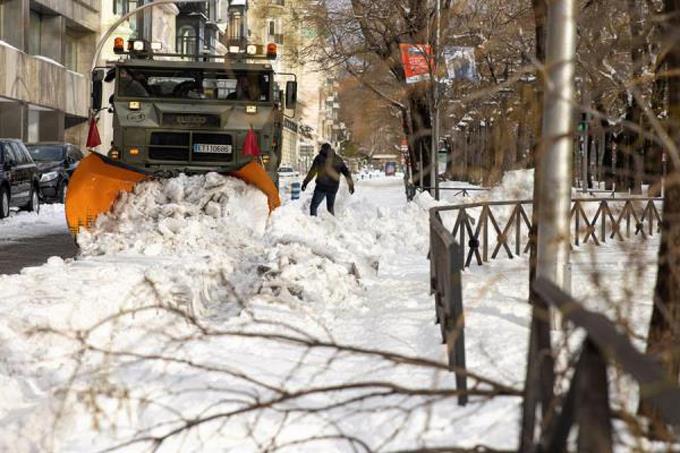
[
  {"xmin": 285, "ymin": 81, "xmax": 297, "ymax": 109},
  {"xmin": 92, "ymin": 69, "xmax": 105, "ymax": 111}
]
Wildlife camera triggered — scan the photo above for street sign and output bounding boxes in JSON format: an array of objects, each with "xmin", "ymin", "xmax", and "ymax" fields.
[
  {"xmin": 400, "ymin": 43, "xmax": 432, "ymax": 84},
  {"xmin": 443, "ymin": 47, "xmax": 478, "ymax": 82}
]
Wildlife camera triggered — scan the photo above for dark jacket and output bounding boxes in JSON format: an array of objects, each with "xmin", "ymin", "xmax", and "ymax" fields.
[{"xmin": 303, "ymin": 148, "xmax": 352, "ymax": 191}]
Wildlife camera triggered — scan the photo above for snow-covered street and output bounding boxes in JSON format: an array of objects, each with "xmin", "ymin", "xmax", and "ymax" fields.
[{"xmin": 0, "ymin": 174, "xmax": 659, "ymax": 451}]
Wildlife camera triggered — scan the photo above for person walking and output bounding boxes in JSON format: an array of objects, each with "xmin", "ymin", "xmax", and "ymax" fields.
[{"xmin": 301, "ymin": 143, "xmax": 355, "ymax": 216}]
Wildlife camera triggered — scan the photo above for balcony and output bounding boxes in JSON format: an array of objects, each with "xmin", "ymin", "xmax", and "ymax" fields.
[{"xmin": 0, "ymin": 42, "xmax": 88, "ymax": 118}]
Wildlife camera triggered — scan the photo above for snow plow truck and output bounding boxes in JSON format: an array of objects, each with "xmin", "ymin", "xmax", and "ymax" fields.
[{"xmin": 65, "ymin": 37, "xmax": 295, "ymax": 235}]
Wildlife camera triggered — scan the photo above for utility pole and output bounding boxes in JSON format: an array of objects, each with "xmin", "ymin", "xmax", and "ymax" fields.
[
  {"xmin": 519, "ymin": 2, "xmax": 576, "ymax": 449},
  {"xmin": 430, "ymin": 0, "xmax": 441, "ymax": 200},
  {"xmin": 536, "ymin": 0, "xmax": 576, "ymax": 300}
]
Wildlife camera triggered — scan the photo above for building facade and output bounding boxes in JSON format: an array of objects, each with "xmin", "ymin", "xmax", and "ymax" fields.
[
  {"xmin": 0, "ymin": 0, "xmax": 98, "ymax": 146},
  {"xmin": 243, "ymin": 0, "xmax": 346, "ymax": 170}
]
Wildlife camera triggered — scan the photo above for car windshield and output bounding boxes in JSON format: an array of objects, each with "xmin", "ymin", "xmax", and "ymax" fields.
[
  {"xmin": 117, "ymin": 67, "xmax": 271, "ymax": 102},
  {"xmin": 27, "ymin": 146, "xmax": 65, "ymax": 162}
]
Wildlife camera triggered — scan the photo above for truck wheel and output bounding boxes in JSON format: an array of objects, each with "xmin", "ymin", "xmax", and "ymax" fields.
[
  {"xmin": 0, "ymin": 187, "xmax": 9, "ymax": 219},
  {"xmin": 22, "ymin": 186, "xmax": 40, "ymax": 214}
]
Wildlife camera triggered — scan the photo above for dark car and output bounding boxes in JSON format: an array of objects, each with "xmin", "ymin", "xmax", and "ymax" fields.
[
  {"xmin": 26, "ymin": 142, "xmax": 84, "ymax": 203},
  {"xmin": 0, "ymin": 139, "xmax": 40, "ymax": 218}
]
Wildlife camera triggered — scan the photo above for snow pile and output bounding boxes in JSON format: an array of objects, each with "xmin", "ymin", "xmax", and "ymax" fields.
[
  {"xmin": 78, "ymin": 173, "xmax": 377, "ymax": 313},
  {"xmin": 78, "ymin": 173, "xmax": 269, "ymax": 256},
  {"xmin": 485, "ymin": 169, "xmax": 534, "ymax": 201}
]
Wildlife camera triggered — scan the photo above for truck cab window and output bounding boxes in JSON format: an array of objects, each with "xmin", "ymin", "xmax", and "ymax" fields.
[{"xmin": 117, "ymin": 67, "xmax": 270, "ymax": 102}]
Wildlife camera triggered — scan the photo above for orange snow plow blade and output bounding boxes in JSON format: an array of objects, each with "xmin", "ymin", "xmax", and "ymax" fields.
[
  {"xmin": 232, "ymin": 161, "xmax": 281, "ymax": 211},
  {"xmin": 65, "ymin": 154, "xmax": 281, "ymax": 235},
  {"xmin": 65, "ymin": 153, "xmax": 147, "ymax": 234}
]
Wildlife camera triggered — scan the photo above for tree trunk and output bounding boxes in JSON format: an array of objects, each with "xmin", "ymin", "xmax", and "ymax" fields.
[
  {"xmin": 403, "ymin": 91, "xmax": 433, "ymax": 191},
  {"xmin": 626, "ymin": 0, "xmax": 646, "ymax": 194},
  {"xmin": 647, "ymin": 65, "xmax": 667, "ymax": 196},
  {"xmin": 602, "ymin": 129, "xmax": 615, "ymax": 190},
  {"xmin": 640, "ymin": 0, "xmax": 680, "ymax": 437},
  {"xmin": 520, "ymin": 1, "xmax": 555, "ymax": 451}
]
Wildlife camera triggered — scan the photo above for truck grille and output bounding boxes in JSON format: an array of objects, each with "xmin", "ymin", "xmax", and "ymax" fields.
[
  {"xmin": 149, "ymin": 132, "xmax": 190, "ymax": 161},
  {"xmin": 149, "ymin": 132, "xmax": 233, "ymax": 163},
  {"xmin": 162, "ymin": 113, "xmax": 221, "ymax": 128}
]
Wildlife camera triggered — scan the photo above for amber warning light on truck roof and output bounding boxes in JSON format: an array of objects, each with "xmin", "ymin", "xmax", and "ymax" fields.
[
  {"xmin": 266, "ymin": 43, "xmax": 277, "ymax": 59},
  {"xmin": 113, "ymin": 37, "xmax": 125, "ymax": 54}
]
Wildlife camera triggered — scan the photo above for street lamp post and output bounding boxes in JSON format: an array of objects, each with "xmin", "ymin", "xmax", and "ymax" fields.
[{"xmin": 536, "ymin": 0, "xmax": 576, "ymax": 298}]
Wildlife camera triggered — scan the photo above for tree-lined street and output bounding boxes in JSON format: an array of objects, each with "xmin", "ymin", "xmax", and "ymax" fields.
[{"xmin": 1, "ymin": 0, "xmax": 680, "ymax": 451}]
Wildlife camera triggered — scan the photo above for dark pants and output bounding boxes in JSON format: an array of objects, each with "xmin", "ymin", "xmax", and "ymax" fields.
[{"xmin": 310, "ymin": 186, "xmax": 338, "ymax": 216}]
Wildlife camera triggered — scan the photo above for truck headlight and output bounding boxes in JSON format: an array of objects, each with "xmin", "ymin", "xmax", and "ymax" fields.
[{"xmin": 40, "ymin": 171, "xmax": 59, "ymax": 182}]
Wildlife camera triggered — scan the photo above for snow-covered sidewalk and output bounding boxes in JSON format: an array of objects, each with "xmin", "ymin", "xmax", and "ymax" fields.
[
  {"xmin": 0, "ymin": 205, "xmax": 69, "ymax": 244},
  {"xmin": 0, "ymin": 173, "xmax": 659, "ymax": 452}
]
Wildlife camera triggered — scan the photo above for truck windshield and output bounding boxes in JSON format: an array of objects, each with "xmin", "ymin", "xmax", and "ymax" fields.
[{"xmin": 117, "ymin": 67, "xmax": 271, "ymax": 102}]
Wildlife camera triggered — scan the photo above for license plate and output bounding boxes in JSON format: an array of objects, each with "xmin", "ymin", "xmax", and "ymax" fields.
[{"xmin": 193, "ymin": 144, "xmax": 232, "ymax": 154}]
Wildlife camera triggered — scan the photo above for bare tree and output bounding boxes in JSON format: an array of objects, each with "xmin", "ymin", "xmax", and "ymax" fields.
[{"xmin": 641, "ymin": 0, "xmax": 680, "ymax": 437}]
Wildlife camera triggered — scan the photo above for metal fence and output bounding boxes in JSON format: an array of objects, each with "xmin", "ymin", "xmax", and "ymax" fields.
[
  {"xmin": 432, "ymin": 197, "xmax": 663, "ymax": 268},
  {"xmin": 429, "ymin": 210, "xmax": 467, "ymax": 406},
  {"xmin": 523, "ymin": 278, "xmax": 680, "ymax": 451},
  {"xmin": 428, "ymin": 196, "xmax": 680, "ymax": 449}
]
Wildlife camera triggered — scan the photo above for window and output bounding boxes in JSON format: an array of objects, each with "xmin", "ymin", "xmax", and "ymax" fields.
[
  {"xmin": 10, "ymin": 143, "xmax": 29, "ymax": 164},
  {"xmin": 3, "ymin": 144, "xmax": 17, "ymax": 164},
  {"xmin": 207, "ymin": 0, "xmax": 217, "ymax": 21},
  {"xmin": 114, "ymin": 0, "xmax": 137, "ymax": 16},
  {"xmin": 228, "ymin": 12, "xmax": 243, "ymax": 41},
  {"xmin": 29, "ymin": 10, "xmax": 41, "ymax": 55},
  {"xmin": 65, "ymin": 33, "xmax": 78, "ymax": 71},
  {"xmin": 268, "ymin": 21, "xmax": 275, "ymax": 37},
  {"xmin": 176, "ymin": 25, "xmax": 196, "ymax": 55},
  {"xmin": 27, "ymin": 145, "xmax": 66, "ymax": 162},
  {"xmin": 117, "ymin": 67, "xmax": 272, "ymax": 102},
  {"xmin": 114, "ymin": 0, "xmax": 137, "ymax": 33}
]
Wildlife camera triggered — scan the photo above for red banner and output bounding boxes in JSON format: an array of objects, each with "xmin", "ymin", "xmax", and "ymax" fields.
[{"xmin": 400, "ymin": 43, "xmax": 432, "ymax": 84}]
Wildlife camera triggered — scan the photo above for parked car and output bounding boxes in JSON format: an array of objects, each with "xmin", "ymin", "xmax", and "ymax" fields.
[
  {"xmin": 26, "ymin": 142, "xmax": 84, "ymax": 203},
  {"xmin": 278, "ymin": 166, "xmax": 300, "ymax": 179},
  {"xmin": 0, "ymin": 139, "xmax": 40, "ymax": 218}
]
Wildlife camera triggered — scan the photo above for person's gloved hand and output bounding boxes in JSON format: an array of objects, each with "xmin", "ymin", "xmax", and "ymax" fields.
[
  {"xmin": 349, "ymin": 185, "xmax": 355, "ymax": 195},
  {"xmin": 301, "ymin": 182, "xmax": 307, "ymax": 192}
]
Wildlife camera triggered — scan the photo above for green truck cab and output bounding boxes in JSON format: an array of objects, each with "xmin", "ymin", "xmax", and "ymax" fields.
[{"xmin": 92, "ymin": 42, "xmax": 296, "ymax": 186}]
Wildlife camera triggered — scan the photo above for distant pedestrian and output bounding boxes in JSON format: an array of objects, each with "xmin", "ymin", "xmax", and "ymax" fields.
[{"xmin": 301, "ymin": 143, "xmax": 355, "ymax": 216}]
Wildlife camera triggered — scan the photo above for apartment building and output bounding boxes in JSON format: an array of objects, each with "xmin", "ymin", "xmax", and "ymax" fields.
[
  {"xmin": 242, "ymin": 0, "xmax": 345, "ymax": 170},
  {"xmin": 0, "ymin": 0, "xmax": 98, "ymax": 146}
]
